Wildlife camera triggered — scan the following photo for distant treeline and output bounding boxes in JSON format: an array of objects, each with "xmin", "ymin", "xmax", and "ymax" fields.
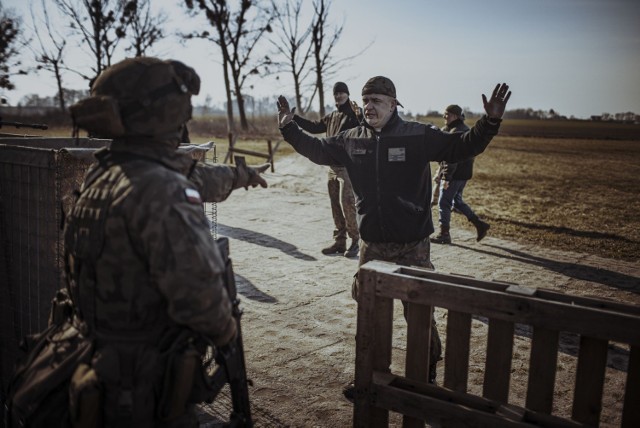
[{"xmin": 2, "ymin": 105, "xmax": 638, "ymax": 141}]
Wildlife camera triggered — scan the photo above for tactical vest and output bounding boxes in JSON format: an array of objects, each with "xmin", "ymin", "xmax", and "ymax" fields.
[{"xmin": 63, "ymin": 151, "xmax": 203, "ymax": 427}]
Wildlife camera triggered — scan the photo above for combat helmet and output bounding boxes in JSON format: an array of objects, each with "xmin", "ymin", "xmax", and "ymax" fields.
[{"xmin": 70, "ymin": 57, "xmax": 200, "ymax": 140}]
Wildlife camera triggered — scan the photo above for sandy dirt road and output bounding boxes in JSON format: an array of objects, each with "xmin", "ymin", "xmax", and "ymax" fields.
[{"xmin": 198, "ymin": 154, "xmax": 640, "ymax": 427}]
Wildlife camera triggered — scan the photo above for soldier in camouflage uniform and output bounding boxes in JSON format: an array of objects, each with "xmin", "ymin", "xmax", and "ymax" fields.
[{"xmin": 64, "ymin": 57, "xmax": 268, "ymax": 427}]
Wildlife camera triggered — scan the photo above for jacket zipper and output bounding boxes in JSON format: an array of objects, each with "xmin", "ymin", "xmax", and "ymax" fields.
[{"xmin": 375, "ymin": 133, "xmax": 387, "ymax": 241}]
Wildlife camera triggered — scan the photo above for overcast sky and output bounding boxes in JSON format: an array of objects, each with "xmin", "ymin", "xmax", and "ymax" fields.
[{"xmin": 4, "ymin": 0, "xmax": 640, "ymax": 118}]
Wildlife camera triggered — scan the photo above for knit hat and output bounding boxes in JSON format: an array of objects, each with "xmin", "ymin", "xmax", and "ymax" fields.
[
  {"xmin": 361, "ymin": 76, "xmax": 404, "ymax": 107},
  {"xmin": 445, "ymin": 104, "xmax": 464, "ymax": 117},
  {"xmin": 333, "ymin": 81, "xmax": 349, "ymax": 95}
]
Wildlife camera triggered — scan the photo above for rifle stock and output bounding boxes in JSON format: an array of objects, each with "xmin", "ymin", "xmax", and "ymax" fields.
[{"xmin": 208, "ymin": 237, "xmax": 253, "ymax": 427}]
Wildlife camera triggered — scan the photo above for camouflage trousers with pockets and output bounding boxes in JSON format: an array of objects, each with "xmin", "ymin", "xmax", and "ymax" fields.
[
  {"xmin": 351, "ymin": 238, "xmax": 443, "ymax": 378},
  {"xmin": 328, "ymin": 165, "xmax": 359, "ymax": 244}
]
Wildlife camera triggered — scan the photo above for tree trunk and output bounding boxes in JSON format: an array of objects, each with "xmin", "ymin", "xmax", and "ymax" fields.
[
  {"xmin": 293, "ymin": 68, "xmax": 303, "ymax": 114},
  {"xmin": 235, "ymin": 83, "xmax": 249, "ymax": 131},
  {"xmin": 222, "ymin": 57, "xmax": 235, "ymax": 134},
  {"xmin": 317, "ymin": 75, "xmax": 325, "ymax": 117},
  {"xmin": 54, "ymin": 64, "xmax": 66, "ymax": 112}
]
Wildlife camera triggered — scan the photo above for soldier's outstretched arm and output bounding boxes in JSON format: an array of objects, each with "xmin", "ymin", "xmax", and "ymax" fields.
[{"xmin": 189, "ymin": 161, "xmax": 269, "ymax": 203}]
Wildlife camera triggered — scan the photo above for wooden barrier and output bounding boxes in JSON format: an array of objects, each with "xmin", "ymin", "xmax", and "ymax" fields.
[
  {"xmin": 353, "ymin": 261, "xmax": 640, "ymax": 428},
  {"xmin": 223, "ymin": 132, "xmax": 280, "ymax": 172}
]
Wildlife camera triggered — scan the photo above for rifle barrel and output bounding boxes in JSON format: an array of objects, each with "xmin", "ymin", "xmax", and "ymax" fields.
[{"xmin": 0, "ymin": 121, "xmax": 49, "ymax": 130}]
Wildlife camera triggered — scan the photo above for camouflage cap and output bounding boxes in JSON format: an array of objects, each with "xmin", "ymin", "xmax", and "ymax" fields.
[
  {"xmin": 77, "ymin": 57, "xmax": 201, "ymax": 139},
  {"xmin": 361, "ymin": 76, "xmax": 404, "ymax": 107}
]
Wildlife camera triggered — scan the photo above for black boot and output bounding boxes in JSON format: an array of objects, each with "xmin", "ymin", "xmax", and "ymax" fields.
[
  {"xmin": 321, "ymin": 240, "xmax": 346, "ymax": 255},
  {"xmin": 430, "ymin": 225, "xmax": 451, "ymax": 244},
  {"xmin": 344, "ymin": 239, "xmax": 360, "ymax": 258},
  {"xmin": 470, "ymin": 217, "xmax": 490, "ymax": 242}
]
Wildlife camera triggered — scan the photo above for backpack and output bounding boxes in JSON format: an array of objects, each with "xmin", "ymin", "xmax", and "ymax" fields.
[{"xmin": 4, "ymin": 304, "xmax": 94, "ymax": 427}]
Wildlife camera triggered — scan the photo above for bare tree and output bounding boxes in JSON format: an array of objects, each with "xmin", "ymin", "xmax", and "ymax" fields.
[
  {"xmin": 309, "ymin": 0, "xmax": 342, "ymax": 117},
  {"xmin": 184, "ymin": 0, "xmax": 273, "ymax": 131},
  {"xmin": 125, "ymin": 0, "xmax": 167, "ymax": 57},
  {"xmin": 53, "ymin": 0, "xmax": 135, "ymax": 85},
  {"xmin": 268, "ymin": 0, "xmax": 315, "ymax": 114},
  {"xmin": 28, "ymin": 0, "xmax": 68, "ymax": 111},
  {"xmin": 0, "ymin": 4, "xmax": 26, "ymax": 90}
]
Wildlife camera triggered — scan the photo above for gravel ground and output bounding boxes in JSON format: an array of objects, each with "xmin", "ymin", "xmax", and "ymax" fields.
[{"xmin": 198, "ymin": 154, "xmax": 640, "ymax": 427}]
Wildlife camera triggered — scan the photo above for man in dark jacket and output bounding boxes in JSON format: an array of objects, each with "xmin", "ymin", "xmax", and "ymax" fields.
[
  {"xmin": 277, "ymin": 76, "xmax": 511, "ymax": 396},
  {"xmin": 293, "ymin": 82, "xmax": 362, "ymax": 258},
  {"xmin": 431, "ymin": 104, "xmax": 490, "ymax": 244}
]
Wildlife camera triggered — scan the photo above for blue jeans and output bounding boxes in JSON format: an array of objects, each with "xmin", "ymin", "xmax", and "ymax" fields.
[{"xmin": 438, "ymin": 179, "xmax": 476, "ymax": 227}]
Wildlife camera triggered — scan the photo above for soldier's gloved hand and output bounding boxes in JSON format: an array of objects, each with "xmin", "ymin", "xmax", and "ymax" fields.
[
  {"xmin": 233, "ymin": 160, "xmax": 270, "ymax": 190},
  {"xmin": 213, "ymin": 317, "xmax": 237, "ymax": 347}
]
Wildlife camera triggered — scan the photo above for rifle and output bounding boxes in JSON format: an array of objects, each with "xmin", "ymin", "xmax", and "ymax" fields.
[
  {"xmin": 204, "ymin": 237, "xmax": 253, "ymax": 427},
  {"xmin": 0, "ymin": 116, "xmax": 48, "ymax": 130}
]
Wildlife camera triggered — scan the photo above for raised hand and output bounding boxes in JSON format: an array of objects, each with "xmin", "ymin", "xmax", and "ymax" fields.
[
  {"xmin": 277, "ymin": 95, "xmax": 295, "ymax": 128},
  {"xmin": 482, "ymin": 83, "xmax": 511, "ymax": 119}
]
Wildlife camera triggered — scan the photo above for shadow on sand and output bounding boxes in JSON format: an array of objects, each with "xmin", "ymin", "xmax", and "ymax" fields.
[
  {"xmin": 453, "ymin": 242, "xmax": 640, "ymax": 293},
  {"xmin": 218, "ymin": 223, "xmax": 317, "ymax": 262}
]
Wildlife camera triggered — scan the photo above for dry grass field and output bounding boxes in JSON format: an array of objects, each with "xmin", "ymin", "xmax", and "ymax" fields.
[
  {"xmin": 445, "ymin": 135, "xmax": 640, "ymax": 261},
  {"xmin": 14, "ymin": 117, "xmax": 640, "ymax": 262}
]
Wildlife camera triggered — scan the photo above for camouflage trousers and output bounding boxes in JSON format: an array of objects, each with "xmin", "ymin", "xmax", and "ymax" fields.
[
  {"xmin": 328, "ymin": 166, "xmax": 359, "ymax": 244},
  {"xmin": 352, "ymin": 238, "xmax": 442, "ymax": 373}
]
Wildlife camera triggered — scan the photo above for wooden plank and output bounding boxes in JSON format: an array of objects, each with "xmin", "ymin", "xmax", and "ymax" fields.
[
  {"xmin": 403, "ymin": 302, "xmax": 431, "ymax": 428},
  {"xmin": 535, "ymin": 288, "xmax": 640, "ymax": 316},
  {"xmin": 483, "ymin": 318, "xmax": 514, "ymax": 402},
  {"xmin": 394, "ymin": 263, "xmax": 640, "ymax": 318},
  {"xmin": 572, "ymin": 336, "xmax": 608, "ymax": 425},
  {"xmin": 228, "ymin": 147, "xmax": 272, "ymax": 160},
  {"xmin": 353, "ymin": 267, "xmax": 378, "ymax": 427},
  {"xmin": 444, "ymin": 310, "xmax": 471, "ymax": 392},
  {"xmin": 353, "ymin": 267, "xmax": 391, "ymax": 428},
  {"xmin": 371, "ymin": 372, "xmax": 587, "ymax": 428},
  {"xmin": 374, "ymin": 296, "xmax": 394, "ymax": 374},
  {"xmin": 526, "ymin": 327, "xmax": 559, "ymax": 413},
  {"xmin": 223, "ymin": 132, "xmax": 236, "ymax": 164},
  {"xmin": 359, "ymin": 262, "xmax": 640, "ymax": 345},
  {"xmin": 622, "ymin": 345, "xmax": 640, "ymax": 427},
  {"xmin": 266, "ymin": 140, "xmax": 274, "ymax": 172}
]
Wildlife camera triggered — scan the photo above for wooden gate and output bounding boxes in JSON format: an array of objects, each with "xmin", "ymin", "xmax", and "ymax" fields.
[{"xmin": 353, "ymin": 260, "xmax": 640, "ymax": 427}]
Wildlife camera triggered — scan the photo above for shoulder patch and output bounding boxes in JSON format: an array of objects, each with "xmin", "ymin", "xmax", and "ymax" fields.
[{"xmin": 184, "ymin": 188, "xmax": 203, "ymax": 204}]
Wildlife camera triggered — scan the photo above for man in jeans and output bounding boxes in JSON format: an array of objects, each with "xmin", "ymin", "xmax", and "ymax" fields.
[
  {"xmin": 292, "ymin": 82, "xmax": 361, "ymax": 258},
  {"xmin": 431, "ymin": 104, "xmax": 491, "ymax": 244}
]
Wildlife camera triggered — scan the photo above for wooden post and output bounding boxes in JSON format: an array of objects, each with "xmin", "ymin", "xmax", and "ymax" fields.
[
  {"xmin": 354, "ymin": 267, "xmax": 392, "ymax": 428},
  {"xmin": 403, "ymin": 302, "xmax": 431, "ymax": 428}
]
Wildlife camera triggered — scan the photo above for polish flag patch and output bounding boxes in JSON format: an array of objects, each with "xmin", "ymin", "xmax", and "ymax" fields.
[{"xmin": 184, "ymin": 188, "xmax": 202, "ymax": 204}]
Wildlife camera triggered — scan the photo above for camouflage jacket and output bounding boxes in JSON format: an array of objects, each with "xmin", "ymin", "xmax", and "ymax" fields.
[
  {"xmin": 293, "ymin": 99, "xmax": 361, "ymax": 137},
  {"xmin": 63, "ymin": 139, "xmax": 236, "ymax": 342}
]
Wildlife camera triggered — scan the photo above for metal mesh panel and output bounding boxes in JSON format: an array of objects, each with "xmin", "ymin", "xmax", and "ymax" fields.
[
  {"xmin": 0, "ymin": 138, "xmax": 217, "ymax": 415},
  {"xmin": 0, "ymin": 137, "xmax": 108, "ymax": 403}
]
